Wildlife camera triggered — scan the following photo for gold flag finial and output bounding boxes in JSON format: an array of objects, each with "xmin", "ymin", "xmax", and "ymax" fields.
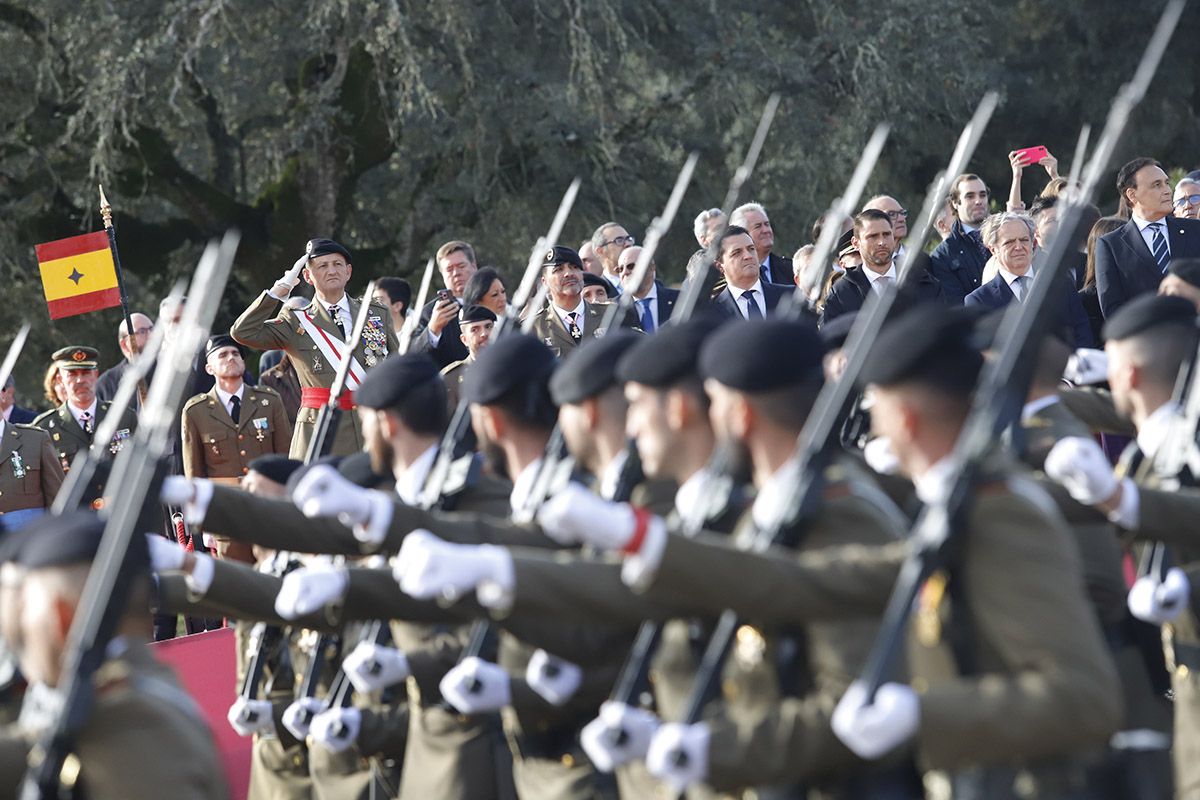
[{"xmin": 98, "ymin": 184, "xmax": 113, "ymax": 230}]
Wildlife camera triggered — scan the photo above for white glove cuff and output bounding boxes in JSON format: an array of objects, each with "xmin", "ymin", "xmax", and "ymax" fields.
[
  {"xmin": 476, "ymin": 546, "xmax": 516, "ymax": 611},
  {"xmin": 621, "ymin": 517, "xmax": 668, "ymax": 592},
  {"xmin": 353, "ymin": 491, "xmax": 395, "ymax": 547},
  {"xmin": 186, "ymin": 479, "xmax": 215, "ymax": 527},
  {"xmin": 185, "ymin": 553, "xmax": 216, "ymax": 596},
  {"xmin": 1107, "ymin": 478, "xmax": 1140, "ymax": 529}
]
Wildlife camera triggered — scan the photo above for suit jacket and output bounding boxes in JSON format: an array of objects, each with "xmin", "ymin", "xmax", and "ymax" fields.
[
  {"xmin": 819, "ymin": 258, "xmax": 945, "ymax": 326},
  {"xmin": 631, "ymin": 281, "xmax": 679, "ymax": 331},
  {"xmin": 529, "ymin": 301, "xmax": 638, "ymax": 358},
  {"xmin": 761, "ymin": 251, "xmax": 794, "ymax": 285},
  {"xmin": 231, "ymin": 292, "xmax": 397, "ymax": 458},
  {"xmin": 712, "ymin": 281, "xmax": 791, "ymax": 319},
  {"xmin": 1095, "ymin": 216, "xmax": 1200, "ymax": 318},
  {"xmin": 964, "ymin": 272, "xmax": 1094, "ymax": 348},
  {"xmin": 930, "ymin": 220, "xmax": 990, "ymax": 304},
  {"xmin": 0, "ymin": 422, "xmax": 64, "ymax": 512},
  {"xmin": 32, "ymin": 401, "xmax": 138, "ymax": 473},
  {"xmin": 413, "ymin": 297, "xmax": 469, "ymax": 368},
  {"xmin": 181, "ymin": 384, "xmax": 293, "ymax": 480}
]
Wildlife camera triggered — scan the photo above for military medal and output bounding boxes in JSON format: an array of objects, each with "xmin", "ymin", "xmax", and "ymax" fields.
[
  {"xmin": 365, "ymin": 353, "xmax": 377, "ymax": 366},
  {"xmin": 210, "ymin": 437, "xmax": 221, "ymax": 456},
  {"xmin": 313, "ymin": 355, "xmax": 323, "ymax": 373},
  {"xmin": 109, "ymin": 428, "xmax": 131, "ymax": 455},
  {"xmin": 253, "ymin": 417, "xmax": 269, "ymax": 442},
  {"xmin": 10, "ymin": 451, "xmax": 26, "ymax": 479},
  {"xmin": 916, "ymin": 571, "xmax": 947, "ymax": 647}
]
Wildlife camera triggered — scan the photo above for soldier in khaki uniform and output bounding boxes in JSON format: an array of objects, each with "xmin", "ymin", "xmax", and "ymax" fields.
[
  {"xmin": 230, "ymin": 238, "xmax": 397, "ymax": 459},
  {"xmin": 0, "ymin": 416, "xmax": 64, "ymax": 528},
  {"xmin": 0, "ymin": 511, "xmax": 227, "ymax": 799},
  {"xmin": 527, "ymin": 246, "xmax": 637, "ymax": 358},
  {"xmin": 32, "ymin": 346, "xmax": 137, "ymax": 475},
  {"xmin": 440, "ymin": 305, "xmax": 497, "ymax": 414}
]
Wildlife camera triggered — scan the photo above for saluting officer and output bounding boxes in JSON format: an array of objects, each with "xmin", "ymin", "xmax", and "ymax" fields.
[
  {"xmin": 231, "ymin": 238, "xmax": 398, "ymax": 459},
  {"xmin": 32, "ymin": 346, "xmax": 137, "ymax": 474},
  {"xmin": 0, "ymin": 409, "xmax": 64, "ymax": 528}
]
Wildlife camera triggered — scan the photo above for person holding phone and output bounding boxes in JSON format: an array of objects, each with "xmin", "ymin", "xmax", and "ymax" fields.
[
  {"xmin": 413, "ymin": 240, "xmax": 480, "ymax": 367},
  {"xmin": 1007, "ymin": 145, "xmax": 1060, "ymax": 211}
]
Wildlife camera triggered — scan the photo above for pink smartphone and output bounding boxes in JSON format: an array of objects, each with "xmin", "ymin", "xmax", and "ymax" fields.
[{"xmin": 1014, "ymin": 145, "xmax": 1049, "ymax": 164}]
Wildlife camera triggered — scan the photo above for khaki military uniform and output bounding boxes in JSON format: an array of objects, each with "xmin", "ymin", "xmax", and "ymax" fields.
[
  {"xmin": 440, "ymin": 356, "xmax": 473, "ymax": 414},
  {"xmin": 527, "ymin": 302, "xmax": 637, "ymax": 359},
  {"xmin": 181, "ymin": 385, "xmax": 293, "ymax": 480},
  {"xmin": 231, "ymin": 292, "xmax": 397, "ymax": 459},
  {"xmin": 0, "ymin": 422, "xmax": 64, "ymax": 516},
  {"xmin": 31, "ymin": 401, "xmax": 137, "ymax": 474}
]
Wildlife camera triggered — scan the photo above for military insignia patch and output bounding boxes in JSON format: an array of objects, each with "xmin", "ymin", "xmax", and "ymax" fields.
[{"xmin": 10, "ymin": 451, "xmax": 26, "ymax": 479}]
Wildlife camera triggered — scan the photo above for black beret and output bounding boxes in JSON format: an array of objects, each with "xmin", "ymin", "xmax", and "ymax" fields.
[
  {"xmin": 542, "ymin": 246, "xmax": 583, "ymax": 271},
  {"xmin": 699, "ymin": 319, "xmax": 825, "ymax": 392},
  {"xmin": 582, "ymin": 272, "xmax": 618, "ymax": 299},
  {"xmin": 819, "ymin": 312, "xmax": 858, "ymax": 350},
  {"xmin": 247, "ymin": 455, "xmax": 303, "ymax": 485},
  {"xmin": 1103, "ymin": 294, "xmax": 1197, "ymax": 342},
  {"xmin": 356, "ymin": 353, "xmax": 442, "ymax": 410},
  {"xmin": 307, "ymin": 238, "xmax": 352, "ymax": 261},
  {"xmin": 52, "ymin": 346, "xmax": 98, "ymax": 370},
  {"xmin": 617, "ymin": 314, "xmax": 724, "ymax": 387},
  {"xmin": 1169, "ymin": 258, "xmax": 1200, "ymax": 289},
  {"xmin": 463, "ymin": 334, "xmax": 557, "ymax": 405},
  {"xmin": 860, "ymin": 305, "xmax": 983, "ymax": 395},
  {"xmin": 205, "ymin": 334, "xmax": 240, "ymax": 359},
  {"xmin": 549, "ymin": 331, "xmax": 641, "ymax": 405},
  {"xmin": 459, "ymin": 305, "xmax": 497, "ymax": 325},
  {"xmin": 17, "ymin": 511, "xmax": 147, "ymax": 575}
]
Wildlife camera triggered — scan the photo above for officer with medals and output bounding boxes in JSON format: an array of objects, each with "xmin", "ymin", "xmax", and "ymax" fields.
[
  {"xmin": 32, "ymin": 346, "xmax": 137, "ymax": 475},
  {"xmin": 230, "ymin": 238, "xmax": 398, "ymax": 459},
  {"xmin": 0, "ymin": 404, "xmax": 64, "ymax": 529},
  {"xmin": 528, "ymin": 246, "xmax": 638, "ymax": 358}
]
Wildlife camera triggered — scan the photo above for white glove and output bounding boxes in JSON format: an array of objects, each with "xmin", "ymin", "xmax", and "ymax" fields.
[
  {"xmin": 536, "ymin": 484, "xmax": 639, "ymax": 549},
  {"xmin": 274, "ymin": 563, "xmax": 348, "ymax": 620},
  {"xmin": 161, "ymin": 475, "xmax": 194, "ymax": 506},
  {"xmin": 580, "ymin": 701, "xmax": 661, "ymax": 772},
  {"xmin": 1044, "ymin": 436, "xmax": 1119, "ymax": 505},
  {"xmin": 439, "ymin": 657, "xmax": 511, "ymax": 714},
  {"xmin": 281, "ymin": 696, "xmax": 325, "ymax": 740},
  {"xmin": 1064, "ymin": 348, "xmax": 1109, "ymax": 385},
  {"xmin": 525, "ymin": 649, "xmax": 582, "ymax": 706},
  {"xmin": 270, "ymin": 254, "xmax": 307, "ymax": 299},
  {"xmin": 161, "ymin": 475, "xmax": 211, "ymax": 526},
  {"xmin": 1129, "ymin": 568, "xmax": 1191, "ymax": 625},
  {"xmin": 145, "ymin": 533, "xmax": 187, "ymax": 572},
  {"xmin": 343, "ymin": 642, "xmax": 410, "ymax": 694},
  {"xmin": 831, "ymin": 681, "xmax": 920, "ymax": 760},
  {"xmin": 310, "ymin": 707, "xmax": 361, "ymax": 754},
  {"xmin": 393, "ymin": 529, "xmax": 512, "ymax": 602},
  {"xmin": 291, "ymin": 465, "xmax": 393, "ymax": 545},
  {"xmin": 227, "ymin": 697, "xmax": 275, "ymax": 738},
  {"xmin": 646, "ymin": 722, "xmax": 711, "ymax": 793},
  {"xmin": 863, "ymin": 437, "xmax": 901, "ymax": 476}
]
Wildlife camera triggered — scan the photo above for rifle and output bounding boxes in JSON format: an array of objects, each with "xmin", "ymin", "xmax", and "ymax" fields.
[
  {"xmin": 21, "ymin": 232, "xmax": 239, "ymax": 799},
  {"xmin": 399, "ymin": 258, "xmax": 435, "ymax": 356},
  {"xmin": 856, "ymin": 0, "xmax": 1184, "ymax": 702},
  {"xmin": 0, "ymin": 324, "xmax": 30, "ymax": 407}
]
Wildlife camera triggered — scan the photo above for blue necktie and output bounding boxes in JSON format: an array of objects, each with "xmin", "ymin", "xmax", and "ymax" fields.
[
  {"xmin": 741, "ymin": 289, "xmax": 763, "ymax": 319},
  {"xmin": 638, "ymin": 298, "xmax": 655, "ymax": 333},
  {"xmin": 1150, "ymin": 223, "xmax": 1171, "ymax": 274}
]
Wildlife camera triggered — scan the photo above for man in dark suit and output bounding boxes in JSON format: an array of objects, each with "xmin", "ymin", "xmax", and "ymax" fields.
[
  {"xmin": 413, "ymin": 240, "xmax": 478, "ymax": 367},
  {"xmin": 1095, "ymin": 157, "xmax": 1200, "ymax": 318},
  {"xmin": 731, "ymin": 202, "xmax": 793, "ymax": 285},
  {"xmin": 964, "ymin": 213, "xmax": 1094, "ymax": 347},
  {"xmin": 2, "ymin": 376, "xmax": 37, "ymax": 424},
  {"xmin": 616, "ymin": 246, "xmax": 678, "ymax": 332},
  {"xmin": 930, "ymin": 173, "xmax": 993, "ymax": 303},
  {"xmin": 821, "ymin": 210, "xmax": 944, "ymax": 325},
  {"xmin": 711, "ymin": 226, "xmax": 791, "ymax": 319}
]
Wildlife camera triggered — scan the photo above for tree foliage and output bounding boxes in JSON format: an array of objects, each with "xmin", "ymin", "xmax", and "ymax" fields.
[{"xmin": 0, "ymin": 0, "xmax": 1197, "ymax": 399}]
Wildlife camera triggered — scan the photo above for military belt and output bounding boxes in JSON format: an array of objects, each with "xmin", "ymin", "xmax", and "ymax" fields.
[{"xmin": 300, "ymin": 387, "xmax": 356, "ymax": 410}]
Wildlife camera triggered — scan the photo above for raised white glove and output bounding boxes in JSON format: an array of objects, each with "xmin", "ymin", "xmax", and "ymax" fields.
[
  {"xmin": 227, "ymin": 697, "xmax": 275, "ymax": 738},
  {"xmin": 646, "ymin": 722, "xmax": 711, "ymax": 793},
  {"xmin": 274, "ymin": 563, "xmax": 348, "ymax": 620},
  {"xmin": 310, "ymin": 707, "xmax": 361, "ymax": 754},
  {"xmin": 1044, "ymin": 436, "xmax": 1119, "ymax": 505},
  {"xmin": 863, "ymin": 437, "xmax": 901, "ymax": 476},
  {"xmin": 343, "ymin": 642, "xmax": 410, "ymax": 694},
  {"xmin": 281, "ymin": 696, "xmax": 325, "ymax": 740},
  {"xmin": 1128, "ymin": 568, "xmax": 1191, "ymax": 625},
  {"xmin": 291, "ymin": 465, "xmax": 393, "ymax": 545},
  {"xmin": 536, "ymin": 483, "xmax": 640, "ymax": 549},
  {"xmin": 525, "ymin": 649, "xmax": 581, "ymax": 706},
  {"xmin": 580, "ymin": 701, "xmax": 661, "ymax": 772},
  {"xmin": 269, "ymin": 254, "xmax": 307, "ymax": 299},
  {"xmin": 439, "ymin": 657, "xmax": 511, "ymax": 714},
  {"xmin": 145, "ymin": 533, "xmax": 187, "ymax": 572},
  {"xmin": 393, "ymin": 529, "xmax": 512, "ymax": 603},
  {"xmin": 1064, "ymin": 348, "xmax": 1109, "ymax": 385},
  {"xmin": 831, "ymin": 681, "xmax": 919, "ymax": 760}
]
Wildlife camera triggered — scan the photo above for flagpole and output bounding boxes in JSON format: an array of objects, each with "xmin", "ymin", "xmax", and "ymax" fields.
[{"xmin": 98, "ymin": 185, "xmax": 147, "ymax": 404}]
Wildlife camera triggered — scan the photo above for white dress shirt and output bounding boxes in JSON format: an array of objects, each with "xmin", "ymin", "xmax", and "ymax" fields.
[
  {"xmin": 731, "ymin": 279, "xmax": 767, "ymax": 319},
  {"xmin": 1132, "ymin": 214, "xmax": 1171, "ymax": 257},
  {"xmin": 67, "ymin": 400, "xmax": 99, "ymax": 433},
  {"xmin": 553, "ymin": 300, "xmax": 587, "ymax": 335},
  {"xmin": 396, "ymin": 444, "xmax": 438, "ymax": 507},
  {"xmin": 998, "ymin": 264, "xmax": 1033, "ymax": 302},
  {"xmin": 214, "ymin": 384, "xmax": 245, "ymax": 420},
  {"xmin": 864, "ymin": 264, "xmax": 897, "ymax": 295}
]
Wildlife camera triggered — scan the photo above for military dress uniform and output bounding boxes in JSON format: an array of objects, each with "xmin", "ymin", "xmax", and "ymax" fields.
[
  {"xmin": 181, "ymin": 384, "xmax": 292, "ymax": 480},
  {"xmin": 231, "ymin": 292, "xmax": 397, "ymax": 459},
  {"xmin": 0, "ymin": 420, "xmax": 64, "ymax": 527},
  {"xmin": 441, "ymin": 355, "xmax": 473, "ymax": 414}
]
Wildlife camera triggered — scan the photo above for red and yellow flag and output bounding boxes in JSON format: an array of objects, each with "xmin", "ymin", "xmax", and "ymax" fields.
[{"xmin": 34, "ymin": 232, "xmax": 122, "ymax": 320}]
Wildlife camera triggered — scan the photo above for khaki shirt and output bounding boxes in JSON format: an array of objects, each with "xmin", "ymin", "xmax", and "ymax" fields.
[
  {"xmin": 181, "ymin": 385, "xmax": 293, "ymax": 479},
  {"xmin": 0, "ymin": 422, "xmax": 64, "ymax": 513}
]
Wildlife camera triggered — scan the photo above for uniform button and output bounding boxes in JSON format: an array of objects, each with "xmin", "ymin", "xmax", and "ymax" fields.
[
  {"xmin": 242, "ymin": 467, "xmax": 249, "ymax": 475},
  {"xmin": 238, "ymin": 434, "xmax": 245, "ymax": 440},
  {"xmin": 560, "ymin": 753, "xmax": 575, "ymax": 768},
  {"xmin": 240, "ymin": 450, "xmax": 247, "ymax": 456}
]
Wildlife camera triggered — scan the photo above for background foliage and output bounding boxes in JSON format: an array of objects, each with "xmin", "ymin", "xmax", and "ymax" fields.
[{"xmin": 0, "ymin": 0, "xmax": 1197, "ymax": 403}]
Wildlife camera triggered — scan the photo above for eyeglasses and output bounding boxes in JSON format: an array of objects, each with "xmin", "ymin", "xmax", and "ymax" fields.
[
  {"xmin": 123, "ymin": 326, "xmax": 153, "ymax": 339},
  {"xmin": 601, "ymin": 235, "xmax": 636, "ymax": 248},
  {"xmin": 615, "ymin": 262, "xmax": 643, "ymax": 274},
  {"xmin": 885, "ymin": 209, "xmax": 909, "ymax": 220},
  {"xmin": 1175, "ymin": 194, "xmax": 1200, "ymax": 208}
]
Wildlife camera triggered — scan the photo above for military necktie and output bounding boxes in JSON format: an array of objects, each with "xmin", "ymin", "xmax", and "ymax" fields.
[
  {"xmin": 567, "ymin": 312, "xmax": 582, "ymax": 342},
  {"xmin": 741, "ymin": 289, "xmax": 763, "ymax": 319},
  {"xmin": 329, "ymin": 304, "xmax": 347, "ymax": 339},
  {"xmin": 229, "ymin": 395, "xmax": 241, "ymax": 425},
  {"xmin": 638, "ymin": 298, "xmax": 655, "ymax": 333},
  {"xmin": 79, "ymin": 411, "xmax": 93, "ymax": 435},
  {"xmin": 1149, "ymin": 222, "xmax": 1171, "ymax": 274}
]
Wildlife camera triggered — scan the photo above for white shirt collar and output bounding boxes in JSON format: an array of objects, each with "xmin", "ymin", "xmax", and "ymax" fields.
[
  {"xmin": 1, "ymin": 406, "xmax": 11, "ymax": 422},
  {"xmin": 674, "ymin": 468, "xmax": 708, "ymax": 518},
  {"xmin": 598, "ymin": 450, "xmax": 629, "ymax": 501},
  {"xmin": 997, "ymin": 263, "xmax": 1032, "ymax": 292},
  {"xmin": 864, "ymin": 263, "xmax": 897, "ymax": 285},
  {"xmin": 1138, "ymin": 401, "xmax": 1183, "ymax": 457},
  {"xmin": 395, "ymin": 444, "xmax": 438, "ymax": 507},
  {"xmin": 67, "ymin": 400, "xmax": 98, "ymax": 428},
  {"xmin": 1021, "ymin": 394, "xmax": 1060, "ymax": 423},
  {"xmin": 1131, "ymin": 213, "xmax": 1168, "ymax": 233},
  {"xmin": 214, "ymin": 383, "xmax": 245, "ymax": 410},
  {"xmin": 752, "ymin": 458, "xmax": 801, "ymax": 529},
  {"xmin": 636, "ymin": 283, "xmax": 658, "ymax": 303},
  {"xmin": 325, "ymin": 293, "xmax": 350, "ymax": 313},
  {"xmin": 914, "ymin": 456, "xmax": 960, "ymax": 506},
  {"xmin": 553, "ymin": 299, "xmax": 586, "ymax": 325},
  {"xmin": 510, "ymin": 458, "xmax": 543, "ymax": 514}
]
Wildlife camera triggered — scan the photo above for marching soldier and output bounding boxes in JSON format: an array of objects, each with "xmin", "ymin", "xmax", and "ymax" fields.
[
  {"xmin": 440, "ymin": 305, "xmax": 497, "ymax": 413},
  {"xmin": 32, "ymin": 346, "xmax": 137, "ymax": 474},
  {"xmin": 230, "ymin": 238, "xmax": 397, "ymax": 459},
  {"xmin": 528, "ymin": 246, "xmax": 637, "ymax": 358},
  {"xmin": 0, "ymin": 412, "xmax": 64, "ymax": 528}
]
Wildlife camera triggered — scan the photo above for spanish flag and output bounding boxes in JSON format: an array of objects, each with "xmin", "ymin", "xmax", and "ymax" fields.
[{"xmin": 34, "ymin": 232, "xmax": 122, "ymax": 320}]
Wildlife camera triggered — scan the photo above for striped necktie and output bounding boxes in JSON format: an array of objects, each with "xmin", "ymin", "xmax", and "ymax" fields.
[{"xmin": 1149, "ymin": 223, "xmax": 1171, "ymax": 274}]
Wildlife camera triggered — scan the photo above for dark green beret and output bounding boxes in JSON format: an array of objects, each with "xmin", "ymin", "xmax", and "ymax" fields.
[
  {"xmin": 616, "ymin": 315, "xmax": 724, "ymax": 387},
  {"xmin": 463, "ymin": 334, "xmax": 557, "ymax": 405},
  {"xmin": 246, "ymin": 455, "xmax": 303, "ymax": 485},
  {"xmin": 549, "ymin": 331, "xmax": 641, "ymax": 405},
  {"xmin": 205, "ymin": 334, "xmax": 240, "ymax": 359},
  {"xmin": 307, "ymin": 238, "xmax": 352, "ymax": 262},
  {"xmin": 582, "ymin": 272, "xmax": 618, "ymax": 299},
  {"xmin": 699, "ymin": 319, "xmax": 825, "ymax": 391},
  {"xmin": 356, "ymin": 353, "xmax": 442, "ymax": 410},
  {"xmin": 17, "ymin": 511, "xmax": 147, "ymax": 575},
  {"xmin": 860, "ymin": 306, "xmax": 982, "ymax": 395},
  {"xmin": 459, "ymin": 305, "xmax": 497, "ymax": 325},
  {"xmin": 542, "ymin": 246, "xmax": 583, "ymax": 271},
  {"xmin": 1103, "ymin": 293, "xmax": 1197, "ymax": 342}
]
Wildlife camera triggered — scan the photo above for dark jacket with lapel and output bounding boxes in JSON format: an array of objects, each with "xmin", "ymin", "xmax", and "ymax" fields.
[
  {"xmin": 713, "ymin": 281, "xmax": 790, "ymax": 319},
  {"xmin": 413, "ymin": 297, "xmax": 468, "ymax": 368},
  {"xmin": 761, "ymin": 252, "xmax": 794, "ymax": 286},
  {"xmin": 964, "ymin": 272, "xmax": 1095, "ymax": 348},
  {"xmin": 820, "ymin": 260, "xmax": 945, "ymax": 326},
  {"xmin": 930, "ymin": 220, "xmax": 989, "ymax": 303},
  {"xmin": 1095, "ymin": 216, "xmax": 1200, "ymax": 318}
]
